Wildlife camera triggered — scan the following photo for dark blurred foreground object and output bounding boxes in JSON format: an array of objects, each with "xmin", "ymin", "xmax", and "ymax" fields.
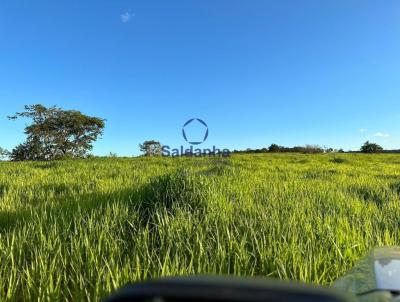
[{"xmin": 105, "ymin": 247, "xmax": 400, "ymax": 302}]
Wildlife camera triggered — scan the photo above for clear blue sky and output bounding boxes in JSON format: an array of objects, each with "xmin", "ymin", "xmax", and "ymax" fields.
[{"xmin": 1, "ymin": 0, "xmax": 399, "ymax": 155}]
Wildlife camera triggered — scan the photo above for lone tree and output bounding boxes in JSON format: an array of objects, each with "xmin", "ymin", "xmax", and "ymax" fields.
[
  {"xmin": 139, "ymin": 140, "xmax": 162, "ymax": 156},
  {"xmin": 360, "ymin": 141, "xmax": 383, "ymax": 153},
  {"xmin": 9, "ymin": 104, "xmax": 105, "ymax": 161}
]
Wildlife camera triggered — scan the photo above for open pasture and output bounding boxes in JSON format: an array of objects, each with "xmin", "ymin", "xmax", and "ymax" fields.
[{"xmin": 0, "ymin": 154, "xmax": 399, "ymax": 301}]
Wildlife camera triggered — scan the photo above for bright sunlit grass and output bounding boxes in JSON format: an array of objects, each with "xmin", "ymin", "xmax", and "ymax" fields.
[{"xmin": 0, "ymin": 153, "xmax": 399, "ymax": 301}]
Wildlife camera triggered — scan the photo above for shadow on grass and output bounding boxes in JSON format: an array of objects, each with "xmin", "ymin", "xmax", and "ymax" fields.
[
  {"xmin": 32, "ymin": 161, "xmax": 60, "ymax": 170},
  {"xmin": 349, "ymin": 184, "xmax": 390, "ymax": 208},
  {"xmin": 0, "ymin": 168, "xmax": 208, "ymax": 233}
]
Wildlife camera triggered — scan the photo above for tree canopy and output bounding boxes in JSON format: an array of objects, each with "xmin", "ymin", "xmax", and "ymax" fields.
[
  {"xmin": 139, "ymin": 140, "xmax": 162, "ymax": 156},
  {"xmin": 360, "ymin": 141, "xmax": 383, "ymax": 153},
  {"xmin": 9, "ymin": 104, "xmax": 105, "ymax": 161}
]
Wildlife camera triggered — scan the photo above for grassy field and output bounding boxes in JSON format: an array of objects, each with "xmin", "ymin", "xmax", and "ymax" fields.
[{"xmin": 0, "ymin": 153, "xmax": 399, "ymax": 301}]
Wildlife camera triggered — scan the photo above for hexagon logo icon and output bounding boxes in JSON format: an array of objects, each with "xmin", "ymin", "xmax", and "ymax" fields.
[{"xmin": 182, "ymin": 118, "xmax": 209, "ymax": 145}]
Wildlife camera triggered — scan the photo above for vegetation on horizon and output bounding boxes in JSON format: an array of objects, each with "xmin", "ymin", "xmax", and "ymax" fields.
[{"xmin": 0, "ymin": 104, "xmax": 389, "ymax": 162}]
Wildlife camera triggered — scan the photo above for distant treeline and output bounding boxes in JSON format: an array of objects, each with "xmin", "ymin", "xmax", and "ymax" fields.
[
  {"xmin": 232, "ymin": 144, "xmax": 344, "ymax": 154},
  {"xmin": 348, "ymin": 150, "xmax": 400, "ymax": 154},
  {"xmin": 232, "ymin": 143, "xmax": 400, "ymax": 155}
]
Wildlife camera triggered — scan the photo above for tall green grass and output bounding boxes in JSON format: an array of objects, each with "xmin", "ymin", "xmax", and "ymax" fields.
[{"xmin": 0, "ymin": 154, "xmax": 399, "ymax": 301}]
